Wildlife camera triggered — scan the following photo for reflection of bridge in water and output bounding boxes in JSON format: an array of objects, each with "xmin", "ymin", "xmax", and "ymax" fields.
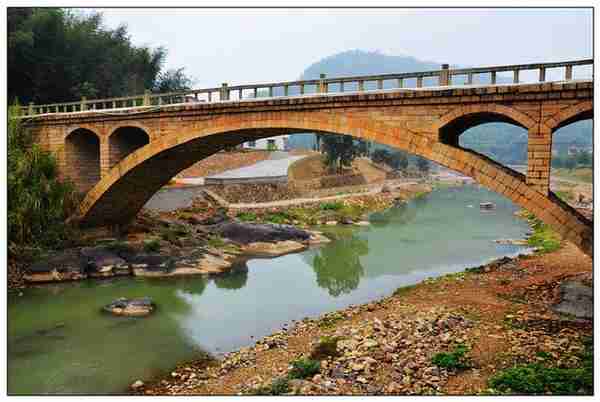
[{"xmin": 21, "ymin": 59, "xmax": 593, "ymax": 256}]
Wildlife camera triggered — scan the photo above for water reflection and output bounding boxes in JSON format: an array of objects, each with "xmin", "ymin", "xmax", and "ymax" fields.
[
  {"xmin": 369, "ymin": 201, "xmax": 418, "ymax": 228},
  {"xmin": 312, "ymin": 231, "xmax": 369, "ymax": 297},
  {"xmin": 213, "ymin": 264, "xmax": 249, "ymax": 290}
]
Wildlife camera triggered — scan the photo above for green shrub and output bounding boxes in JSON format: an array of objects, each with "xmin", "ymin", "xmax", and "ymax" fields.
[
  {"xmin": 160, "ymin": 229, "xmax": 179, "ymax": 244},
  {"xmin": 489, "ymin": 364, "xmax": 591, "ymax": 395},
  {"xmin": 250, "ymin": 377, "xmax": 290, "ymax": 395},
  {"xmin": 270, "ymin": 377, "xmax": 290, "ymax": 395},
  {"xmin": 288, "ymin": 357, "xmax": 320, "ymax": 379},
  {"xmin": 320, "ymin": 201, "xmax": 344, "ymax": 211},
  {"xmin": 264, "ymin": 212, "xmax": 289, "ymax": 224},
  {"xmin": 310, "ymin": 336, "xmax": 343, "ymax": 360},
  {"xmin": 143, "ymin": 239, "xmax": 161, "ymax": 253},
  {"xmin": 432, "ymin": 344, "xmax": 470, "ymax": 369},
  {"xmin": 236, "ymin": 211, "xmax": 257, "ymax": 222},
  {"xmin": 105, "ymin": 241, "xmax": 132, "ymax": 254},
  {"xmin": 8, "ymin": 104, "xmax": 78, "ymax": 253}
]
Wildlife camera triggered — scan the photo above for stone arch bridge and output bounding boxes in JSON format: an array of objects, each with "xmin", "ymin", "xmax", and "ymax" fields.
[{"xmin": 22, "ymin": 60, "xmax": 593, "ymax": 256}]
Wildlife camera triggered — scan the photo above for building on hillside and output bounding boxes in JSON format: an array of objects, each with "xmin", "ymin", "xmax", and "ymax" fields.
[{"xmin": 243, "ymin": 135, "xmax": 289, "ymax": 151}]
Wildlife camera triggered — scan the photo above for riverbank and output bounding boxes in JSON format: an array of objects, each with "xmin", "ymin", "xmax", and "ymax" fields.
[
  {"xmin": 139, "ymin": 240, "xmax": 592, "ymax": 396},
  {"xmin": 9, "ymin": 181, "xmax": 431, "ymax": 290}
]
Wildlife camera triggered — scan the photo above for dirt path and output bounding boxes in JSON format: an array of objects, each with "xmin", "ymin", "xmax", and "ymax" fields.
[{"xmin": 139, "ymin": 241, "xmax": 592, "ymax": 396}]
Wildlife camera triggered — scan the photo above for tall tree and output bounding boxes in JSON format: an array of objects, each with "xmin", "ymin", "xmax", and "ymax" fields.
[
  {"xmin": 320, "ymin": 134, "xmax": 364, "ymax": 174},
  {"xmin": 7, "ymin": 8, "xmax": 189, "ymax": 104}
]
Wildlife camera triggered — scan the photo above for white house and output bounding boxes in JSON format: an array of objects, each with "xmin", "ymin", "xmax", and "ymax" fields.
[{"xmin": 243, "ymin": 135, "xmax": 289, "ymax": 151}]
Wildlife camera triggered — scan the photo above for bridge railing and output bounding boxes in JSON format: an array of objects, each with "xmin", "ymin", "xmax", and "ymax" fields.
[{"xmin": 19, "ymin": 59, "xmax": 593, "ymax": 117}]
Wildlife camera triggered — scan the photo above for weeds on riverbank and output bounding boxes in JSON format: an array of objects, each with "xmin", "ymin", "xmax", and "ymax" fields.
[
  {"xmin": 519, "ymin": 211, "xmax": 561, "ymax": 253},
  {"xmin": 488, "ymin": 336, "xmax": 592, "ymax": 395},
  {"xmin": 432, "ymin": 344, "xmax": 471, "ymax": 369},
  {"xmin": 207, "ymin": 234, "xmax": 226, "ymax": 248},
  {"xmin": 288, "ymin": 358, "xmax": 321, "ymax": 379}
]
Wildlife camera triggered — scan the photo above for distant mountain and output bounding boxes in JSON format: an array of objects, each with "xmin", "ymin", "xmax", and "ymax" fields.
[
  {"xmin": 287, "ymin": 50, "xmax": 591, "ymax": 165},
  {"xmin": 299, "ymin": 49, "xmax": 442, "ymax": 79}
]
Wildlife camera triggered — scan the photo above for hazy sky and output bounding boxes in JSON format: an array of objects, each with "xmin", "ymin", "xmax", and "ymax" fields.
[{"xmin": 96, "ymin": 8, "xmax": 592, "ymax": 88}]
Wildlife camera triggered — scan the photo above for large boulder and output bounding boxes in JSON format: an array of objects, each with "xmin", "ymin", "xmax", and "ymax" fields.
[
  {"xmin": 81, "ymin": 247, "xmax": 130, "ymax": 277},
  {"xmin": 552, "ymin": 280, "xmax": 593, "ymax": 319},
  {"xmin": 213, "ymin": 222, "xmax": 311, "ymax": 245},
  {"xmin": 242, "ymin": 240, "xmax": 307, "ymax": 257},
  {"xmin": 124, "ymin": 253, "xmax": 176, "ymax": 277},
  {"xmin": 103, "ymin": 297, "xmax": 155, "ymax": 317},
  {"xmin": 24, "ymin": 249, "xmax": 86, "ymax": 282}
]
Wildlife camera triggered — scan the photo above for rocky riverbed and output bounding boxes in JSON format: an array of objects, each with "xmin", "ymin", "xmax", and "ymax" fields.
[{"xmin": 136, "ymin": 242, "xmax": 593, "ymax": 396}]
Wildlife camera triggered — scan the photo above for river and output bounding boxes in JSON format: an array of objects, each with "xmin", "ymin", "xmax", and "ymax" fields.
[{"xmin": 7, "ymin": 184, "xmax": 533, "ymax": 395}]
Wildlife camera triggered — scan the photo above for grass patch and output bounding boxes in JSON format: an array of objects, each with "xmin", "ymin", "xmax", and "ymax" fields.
[
  {"xmin": 319, "ymin": 201, "xmax": 344, "ymax": 211},
  {"xmin": 317, "ymin": 312, "xmax": 344, "ymax": 329},
  {"xmin": 207, "ymin": 234, "xmax": 226, "ymax": 248},
  {"xmin": 432, "ymin": 344, "xmax": 471, "ymax": 369},
  {"xmin": 393, "ymin": 284, "xmax": 416, "ymax": 297},
  {"xmin": 525, "ymin": 217, "xmax": 561, "ymax": 254},
  {"xmin": 143, "ymin": 238, "xmax": 161, "ymax": 253},
  {"xmin": 288, "ymin": 357, "xmax": 321, "ymax": 379}
]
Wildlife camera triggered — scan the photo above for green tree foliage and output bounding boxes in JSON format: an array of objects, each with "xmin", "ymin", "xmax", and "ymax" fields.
[
  {"xmin": 8, "ymin": 105, "xmax": 77, "ymax": 253},
  {"xmin": 319, "ymin": 134, "xmax": 364, "ymax": 173},
  {"xmin": 8, "ymin": 8, "xmax": 192, "ymax": 104},
  {"xmin": 153, "ymin": 67, "xmax": 194, "ymax": 93},
  {"xmin": 371, "ymin": 149, "xmax": 409, "ymax": 170}
]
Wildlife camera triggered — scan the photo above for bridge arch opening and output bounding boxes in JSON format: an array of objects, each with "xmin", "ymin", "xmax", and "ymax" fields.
[
  {"xmin": 64, "ymin": 128, "xmax": 100, "ymax": 193},
  {"xmin": 437, "ymin": 111, "xmax": 529, "ymax": 177},
  {"xmin": 550, "ymin": 118, "xmax": 593, "ymax": 206},
  {"xmin": 440, "ymin": 111, "xmax": 528, "ymax": 147},
  {"xmin": 109, "ymin": 126, "xmax": 150, "ymax": 169}
]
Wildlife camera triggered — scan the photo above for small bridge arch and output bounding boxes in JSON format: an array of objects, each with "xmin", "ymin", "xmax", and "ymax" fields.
[{"xmin": 64, "ymin": 127, "xmax": 101, "ymax": 193}]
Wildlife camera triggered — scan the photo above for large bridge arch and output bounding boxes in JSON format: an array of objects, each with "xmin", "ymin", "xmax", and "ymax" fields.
[{"xmin": 75, "ymin": 112, "xmax": 592, "ymax": 256}]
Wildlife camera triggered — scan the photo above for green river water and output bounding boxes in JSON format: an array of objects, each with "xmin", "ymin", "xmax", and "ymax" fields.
[{"xmin": 7, "ymin": 185, "xmax": 533, "ymax": 394}]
